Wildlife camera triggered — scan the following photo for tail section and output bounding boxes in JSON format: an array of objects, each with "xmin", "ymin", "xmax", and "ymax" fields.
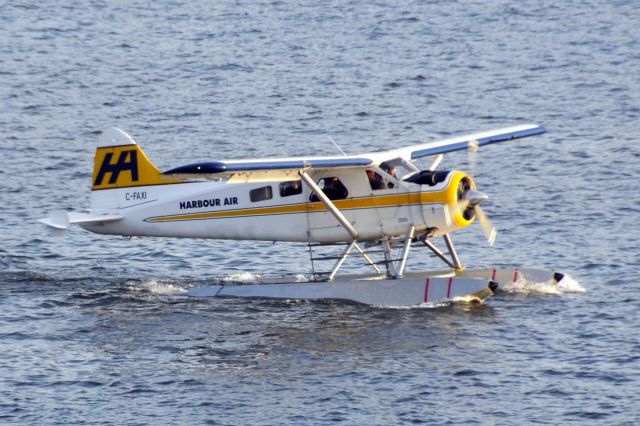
[
  {"xmin": 90, "ymin": 128, "xmax": 183, "ymax": 212},
  {"xmin": 92, "ymin": 128, "xmax": 175, "ymax": 191},
  {"xmin": 40, "ymin": 128, "xmax": 181, "ymax": 231}
]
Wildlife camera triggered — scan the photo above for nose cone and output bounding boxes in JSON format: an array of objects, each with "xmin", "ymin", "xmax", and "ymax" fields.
[{"xmin": 464, "ymin": 190, "xmax": 489, "ymax": 206}]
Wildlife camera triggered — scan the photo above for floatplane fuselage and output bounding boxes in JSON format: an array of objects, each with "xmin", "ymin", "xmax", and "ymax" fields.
[{"xmin": 40, "ymin": 125, "xmax": 564, "ymax": 306}]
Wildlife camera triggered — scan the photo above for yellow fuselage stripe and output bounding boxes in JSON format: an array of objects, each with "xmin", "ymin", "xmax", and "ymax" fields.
[{"xmin": 148, "ymin": 191, "xmax": 448, "ymax": 223}]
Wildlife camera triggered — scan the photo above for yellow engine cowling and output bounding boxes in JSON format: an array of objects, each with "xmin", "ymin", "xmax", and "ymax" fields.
[{"xmin": 416, "ymin": 170, "xmax": 477, "ymax": 236}]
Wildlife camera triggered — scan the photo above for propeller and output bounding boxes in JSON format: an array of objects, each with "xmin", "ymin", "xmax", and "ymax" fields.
[
  {"xmin": 457, "ymin": 186, "xmax": 497, "ymax": 246},
  {"xmin": 475, "ymin": 204, "xmax": 497, "ymax": 246},
  {"xmin": 462, "ymin": 139, "xmax": 497, "ymax": 246}
]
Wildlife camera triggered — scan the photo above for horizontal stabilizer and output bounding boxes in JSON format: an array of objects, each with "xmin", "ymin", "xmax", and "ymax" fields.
[{"xmin": 39, "ymin": 211, "xmax": 123, "ymax": 230}]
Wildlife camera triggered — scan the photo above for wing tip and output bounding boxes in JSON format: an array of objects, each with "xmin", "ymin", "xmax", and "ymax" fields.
[{"xmin": 409, "ymin": 123, "xmax": 547, "ymax": 159}]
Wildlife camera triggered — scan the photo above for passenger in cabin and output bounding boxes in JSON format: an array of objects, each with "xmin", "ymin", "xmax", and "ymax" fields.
[
  {"xmin": 290, "ymin": 180, "xmax": 301, "ymax": 193},
  {"xmin": 279, "ymin": 180, "xmax": 302, "ymax": 197},
  {"xmin": 324, "ymin": 177, "xmax": 348, "ymax": 200},
  {"xmin": 366, "ymin": 169, "xmax": 386, "ymax": 190},
  {"xmin": 309, "ymin": 177, "xmax": 348, "ymax": 201}
]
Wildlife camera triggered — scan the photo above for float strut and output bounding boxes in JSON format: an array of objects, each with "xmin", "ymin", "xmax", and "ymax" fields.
[
  {"xmin": 422, "ymin": 239, "xmax": 457, "ymax": 269},
  {"xmin": 353, "ymin": 243, "xmax": 382, "ymax": 274},
  {"xmin": 395, "ymin": 225, "xmax": 415, "ymax": 278},
  {"xmin": 382, "ymin": 237, "xmax": 397, "ymax": 277},
  {"xmin": 443, "ymin": 234, "xmax": 464, "ymax": 271},
  {"xmin": 327, "ymin": 240, "xmax": 357, "ymax": 282}
]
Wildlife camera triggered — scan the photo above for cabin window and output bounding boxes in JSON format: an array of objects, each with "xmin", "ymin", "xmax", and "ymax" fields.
[
  {"xmin": 309, "ymin": 177, "xmax": 348, "ymax": 201},
  {"xmin": 250, "ymin": 186, "xmax": 273, "ymax": 202},
  {"xmin": 279, "ymin": 180, "xmax": 303, "ymax": 197}
]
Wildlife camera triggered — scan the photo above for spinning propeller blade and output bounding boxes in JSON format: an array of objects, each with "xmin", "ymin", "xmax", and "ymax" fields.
[
  {"xmin": 431, "ymin": 139, "xmax": 497, "ymax": 247},
  {"xmin": 465, "ymin": 140, "xmax": 497, "ymax": 245},
  {"xmin": 475, "ymin": 205, "xmax": 497, "ymax": 246},
  {"xmin": 457, "ymin": 177, "xmax": 497, "ymax": 247}
]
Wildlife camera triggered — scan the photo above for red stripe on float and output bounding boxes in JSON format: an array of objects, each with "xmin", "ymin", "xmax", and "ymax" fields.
[
  {"xmin": 424, "ymin": 278, "xmax": 430, "ymax": 303},
  {"xmin": 513, "ymin": 269, "xmax": 519, "ymax": 283},
  {"xmin": 491, "ymin": 268, "xmax": 497, "ymax": 281},
  {"xmin": 447, "ymin": 277, "xmax": 453, "ymax": 298}
]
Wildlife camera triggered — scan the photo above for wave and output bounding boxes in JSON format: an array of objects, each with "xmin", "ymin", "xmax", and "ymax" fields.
[{"xmin": 499, "ymin": 273, "xmax": 585, "ymax": 295}]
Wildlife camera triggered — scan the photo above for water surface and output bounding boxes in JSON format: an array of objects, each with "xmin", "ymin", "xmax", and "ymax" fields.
[{"xmin": 1, "ymin": 1, "xmax": 639, "ymax": 424}]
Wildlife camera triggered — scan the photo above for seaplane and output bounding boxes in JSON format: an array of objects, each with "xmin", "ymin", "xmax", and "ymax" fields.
[{"xmin": 40, "ymin": 123, "xmax": 565, "ymax": 306}]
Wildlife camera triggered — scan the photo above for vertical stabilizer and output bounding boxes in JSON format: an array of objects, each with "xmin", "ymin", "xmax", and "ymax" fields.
[
  {"xmin": 90, "ymin": 128, "xmax": 182, "ymax": 211},
  {"xmin": 92, "ymin": 128, "xmax": 175, "ymax": 190}
]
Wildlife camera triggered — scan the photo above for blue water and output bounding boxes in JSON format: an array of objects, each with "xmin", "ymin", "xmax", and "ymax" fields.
[{"xmin": 2, "ymin": 1, "xmax": 639, "ymax": 424}]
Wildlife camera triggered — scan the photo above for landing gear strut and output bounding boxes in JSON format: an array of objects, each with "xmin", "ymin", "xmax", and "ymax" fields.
[{"xmin": 421, "ymin": 233, "xmax": 464, "ymax": 272}]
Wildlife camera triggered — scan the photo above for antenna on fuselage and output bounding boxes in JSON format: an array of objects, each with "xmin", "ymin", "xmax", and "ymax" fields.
[{"xmin": 327, "ymin": 136, "xmax": 347, "ymax": 156}]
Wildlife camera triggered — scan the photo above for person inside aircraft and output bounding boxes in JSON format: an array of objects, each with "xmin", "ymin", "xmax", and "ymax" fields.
[
  {"xmin": 309, "ymin": 177, "xmax": 348, "ymax": 201},
  {"xmin": 322, "ymin": 177, "xmax": 348, "ymax": 200},
  {"xmin": 279, "ymin": 180, "xmax": 302, "ymax": 197},
  {"xmin": 380, "ymin": 162, "xmax": 397, "ymax": 188},
  {"xmin": 366, "ymin": 169, "xmax": 386, "ymax": 190},
  {"xmin": 380, "ymin": 161, "xmax": 397, "ymax": 178}
]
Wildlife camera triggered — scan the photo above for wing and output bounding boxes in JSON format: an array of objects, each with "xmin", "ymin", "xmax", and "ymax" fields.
[
  {"xmin": 162, "ymin": 123, "xmax": 544, "ymax": 180},
  {"xmin": 370, "ymin": 123, "xmax": 545, "ymax": 162},
  {"xmin": 164, "ymin": 157, "xmax": 371, "ymax": 175},
  {"xmin": 163, "ymin": 156, "xmax": 374, "ymax": 181}
]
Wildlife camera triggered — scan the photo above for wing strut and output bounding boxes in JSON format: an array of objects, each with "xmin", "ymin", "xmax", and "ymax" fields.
[
  {"xmin": 300, "ymin": 170, "xmax": 385, "ymax": 281},
  {"xmin": 426, "ymin": 154, "xmax": 444, "ymax": 171},
  {"xmin": 299, "ymin": 170, "xmax": 358, "ymax": 240}
]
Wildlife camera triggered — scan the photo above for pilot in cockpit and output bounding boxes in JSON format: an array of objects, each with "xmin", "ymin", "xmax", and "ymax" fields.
[{"xmin": 380, "ymin": 162, "xmax": 397, "ymax": 188}]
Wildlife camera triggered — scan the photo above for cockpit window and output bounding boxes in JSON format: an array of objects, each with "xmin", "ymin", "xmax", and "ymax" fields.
[
  {"xmin": 379, "ymin": 159, "xmax": 414, "ymax": 182},
  {"xmin": 366, "ymin": 169, "xmax": 387, "ymax": 190},
  {"xmin": 380, "ymin": 161, "xmax": 398, "ymax": 179},
  {"xmin": 309, "ymin": 177, "xmax": 348, "ymax": 201}
]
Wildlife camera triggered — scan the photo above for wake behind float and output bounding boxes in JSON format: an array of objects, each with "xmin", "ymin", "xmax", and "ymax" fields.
[{"xmin": 40, "ymin": 124, "xmax": 565, "ymax": 306}]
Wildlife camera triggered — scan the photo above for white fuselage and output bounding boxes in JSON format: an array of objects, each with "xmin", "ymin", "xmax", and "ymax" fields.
[{"xmin": 84, "ymin": 169, "xmax": 467, "ymax": 243}]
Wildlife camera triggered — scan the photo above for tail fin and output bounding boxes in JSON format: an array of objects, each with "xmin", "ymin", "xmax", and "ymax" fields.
[{"xmin": 92, "ymin": 128, "xmax": 178, "ymax": 190}]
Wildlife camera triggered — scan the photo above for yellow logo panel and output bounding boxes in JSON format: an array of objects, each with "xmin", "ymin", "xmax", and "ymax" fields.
[{"xmin": 92, "ymin": 145, "xmax": 182, "ymax": 190}]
